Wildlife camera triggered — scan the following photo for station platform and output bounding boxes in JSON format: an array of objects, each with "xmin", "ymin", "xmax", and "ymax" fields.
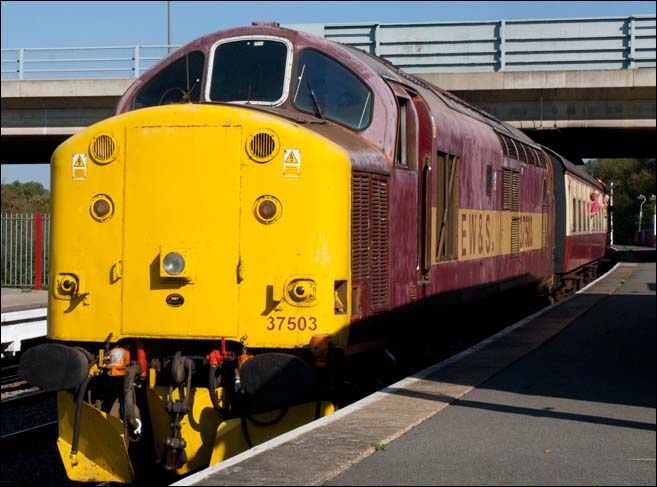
[
  {"xmin": 176, "ymin": 253, "xmax": 656, "ymax": 486},
  {"xmin": 1, "ymin": 288, "xmax": 48, "ymax": 313},
  {"xmin": 1, "ymin": 288, "xmax": 48, "ymax": 356}
]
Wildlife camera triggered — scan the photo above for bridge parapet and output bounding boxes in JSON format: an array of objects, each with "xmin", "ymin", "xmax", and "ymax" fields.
[
  {"xmin": 289, "ymin": 15, "xmax": 656, "ymax": 73},
  {"xmin": 1, "ymin": 45, "xmax": 179, "ymax": 81},
  {"xmin": 1, "ymin": 15, "xmax": 654, "ymax": 81},
  {"xmin": 1, "ymin": 15, "xmax": 655, "ymax": 162}
]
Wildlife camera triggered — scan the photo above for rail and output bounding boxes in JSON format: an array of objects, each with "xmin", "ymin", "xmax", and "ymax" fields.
[{"xmin": 1, "ymin": 15, "xmax": 655, "ymax": 80}]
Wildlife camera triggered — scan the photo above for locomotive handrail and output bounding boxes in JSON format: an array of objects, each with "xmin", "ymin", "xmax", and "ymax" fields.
[{"xmin": 1, "ymin": 15, "xmax": 655, "ymax": 80}]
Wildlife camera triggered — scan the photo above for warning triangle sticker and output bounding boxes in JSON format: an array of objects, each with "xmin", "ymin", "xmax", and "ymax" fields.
[
  {"xmin": 74, "ymin": 155, "xmax": 85, "ymax": 167},
  {"xmin": 285, "ymin": 152, "xmax": 298, "ymax": 164}
]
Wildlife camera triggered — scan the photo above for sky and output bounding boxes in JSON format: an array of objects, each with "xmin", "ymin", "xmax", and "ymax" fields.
[{"xmin": 1, "ymin": 1, "xmax": 655, "ymax": 189}]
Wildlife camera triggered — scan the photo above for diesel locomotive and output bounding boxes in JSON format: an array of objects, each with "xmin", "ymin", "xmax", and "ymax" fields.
[{"xmin": 20, "ymin": 22, "xmax": 608, "ymax": 483}]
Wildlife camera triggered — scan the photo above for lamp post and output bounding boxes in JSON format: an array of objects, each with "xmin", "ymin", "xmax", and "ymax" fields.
[
  {"xmin": 609, "ymin": 181, "xmax": 614, "ymax": 245},
  {"xmin": 651, "ymin": 195, "xmax": 657, "ymax": 248},
  {"xmin": 637, "ymin": 194, "xmax": 646, "ymax": 233},
  {"xmin": 167, "ymin": 1, "xmax": 172, "ymax": 53}
]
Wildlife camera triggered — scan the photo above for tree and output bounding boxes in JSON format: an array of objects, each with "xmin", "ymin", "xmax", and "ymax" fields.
[
  {"xmin": 1, "ymin": 180, "xmax": 50, "ymax": 214},
  {"xmin": 584, "ymin": 158, "xmax": 656, "ymax": 244}
]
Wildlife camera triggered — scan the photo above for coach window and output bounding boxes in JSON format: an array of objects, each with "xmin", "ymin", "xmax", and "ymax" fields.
[
  {"xmin": 292, "ymin": 49, "xmax": 372, "ymax": 130},
  {"xmin": 133, "ymin": 51, "xmax": 205, "ymax": 109},
  {"xmin": 582, "ymin": 199, "xmax": 586, "ymax": 232},
  {"xmin": 209, "ymin": 38, "xmax": 291, "ymax": 104}
]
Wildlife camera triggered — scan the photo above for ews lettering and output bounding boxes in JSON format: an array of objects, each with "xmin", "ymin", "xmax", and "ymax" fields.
[
  {"xmin": 519, "ymin": 215, "xmax": 533, "ymax": 250},
  {"xmin": 461, "ymin": 212, "xmax": 493, "ymax": 258}
]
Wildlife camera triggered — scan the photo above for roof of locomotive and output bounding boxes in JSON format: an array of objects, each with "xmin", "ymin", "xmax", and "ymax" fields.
[
  {"xmin": 335, "ymin": 42, "xmax": 538, "ymax": 146},
  {"xmin": 116, "ymin": 24, "xmax": 539, "ymax": 149}
]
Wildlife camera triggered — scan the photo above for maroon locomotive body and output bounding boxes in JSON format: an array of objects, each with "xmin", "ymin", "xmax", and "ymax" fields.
[{"xmin": 115, "ymin": 22, "xmax": 608, "ymax": 354}]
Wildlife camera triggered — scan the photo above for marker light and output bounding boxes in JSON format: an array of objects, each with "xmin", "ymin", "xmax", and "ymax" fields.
[
  {"xmin": 94, "ymin": 199, "xmax": 110, "ymax": 217},
  {"xmin": 259, "ymin": 200, "xmax": 277, "ymax": 220},
  {"xmin": 163, "ymin": 252, "xmax": 185, "ymax": 275},
  {"xmin": 90, "ymin": 194, "xmax": 114, "ymax": 222},
  {"xmin": 254, "ymin": 195, "xmax": 282, "ymax": 224}
]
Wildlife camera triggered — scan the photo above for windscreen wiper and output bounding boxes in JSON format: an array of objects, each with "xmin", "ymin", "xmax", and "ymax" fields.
[
  {"xmin": 183, "ymin": 78, "xmax": 200, "ymax": 103},
  {"xmin": 306, "ymin": 80, "xmax": 324, "ymax": 120}
]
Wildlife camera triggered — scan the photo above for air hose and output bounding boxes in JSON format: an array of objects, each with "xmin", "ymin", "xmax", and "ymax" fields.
[
  {"xmin": 70, "ymin": 358, "xmax": 98, "ymax": 456},
  {"xmin": 123, "ymin": 363, "xmax": 143, "ymax": 435},
  {"xmin": 208, "ymin": 364, "xmax": 228, "ymax": 416},
  {"xmin": 239, "ymin": 397, "xmax": 289, "ymax": 449}
]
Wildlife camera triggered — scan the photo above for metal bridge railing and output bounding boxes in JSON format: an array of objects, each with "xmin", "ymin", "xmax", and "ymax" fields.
[
  {"xmin": 1, "ymin": 213, "xmax": 50, "ymax": 290},
  {"xmin": 1, "ymin": 45, "xmax": 179, "ymax": 80},
  {"xmin": 1, "ymin": 16, "xmax": 655, "ymax": 80},
  {"xmin": 290, "ymin": 15, "xmax": 657, "ymax": 73}
]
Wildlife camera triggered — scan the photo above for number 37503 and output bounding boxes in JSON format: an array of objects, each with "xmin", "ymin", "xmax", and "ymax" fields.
[{"xmin": 267, "ymin": 316, "xmax": 317, "ymax": 331}]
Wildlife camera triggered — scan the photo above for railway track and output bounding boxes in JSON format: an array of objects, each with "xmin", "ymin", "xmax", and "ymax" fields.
[
  {"xmin": 1, "ymin": 368, "xmax": 62, "ymax": 487},
  {"xmin": 1, "ymin": 363, "xmax": 46, "ymax": 403},
  {"xmin": 1, "ymin": 420, "xmax": 58, "ymax": 444}
]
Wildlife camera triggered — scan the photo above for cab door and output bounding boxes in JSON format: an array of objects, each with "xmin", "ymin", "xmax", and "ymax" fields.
[{"xmin": 386, "ymin": 81, "xmax": 434, "ymax": 298}]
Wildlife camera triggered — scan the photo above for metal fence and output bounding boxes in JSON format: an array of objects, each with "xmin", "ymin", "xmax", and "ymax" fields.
[{"xmin": 1, "ymin": 214, "xmax": 50, "ymax": 289}]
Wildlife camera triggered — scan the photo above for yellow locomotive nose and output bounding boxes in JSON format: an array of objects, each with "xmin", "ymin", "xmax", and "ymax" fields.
[{"xmin": 48, "ymin": 103, "xmax": 352, "ymax": 351}]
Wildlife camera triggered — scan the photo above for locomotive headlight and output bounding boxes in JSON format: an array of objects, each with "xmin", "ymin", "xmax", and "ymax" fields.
[
  {"xmin": 160, "ymin": 248, "xmax": 193, "ymax": 280},
  {"xmin": 163, "ymin": 252, "xmax": 185, "ymax": 275}
]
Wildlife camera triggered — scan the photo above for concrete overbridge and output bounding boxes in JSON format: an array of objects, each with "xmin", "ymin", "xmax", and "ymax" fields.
[{"xmin": 2, "ymin": 15, "xmax": 655, "ymax": 164}]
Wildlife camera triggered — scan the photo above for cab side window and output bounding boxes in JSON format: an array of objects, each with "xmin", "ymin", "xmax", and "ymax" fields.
[{"xmin": 133, "ymin": 51, "xmax": 205, "ymax": 109}]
